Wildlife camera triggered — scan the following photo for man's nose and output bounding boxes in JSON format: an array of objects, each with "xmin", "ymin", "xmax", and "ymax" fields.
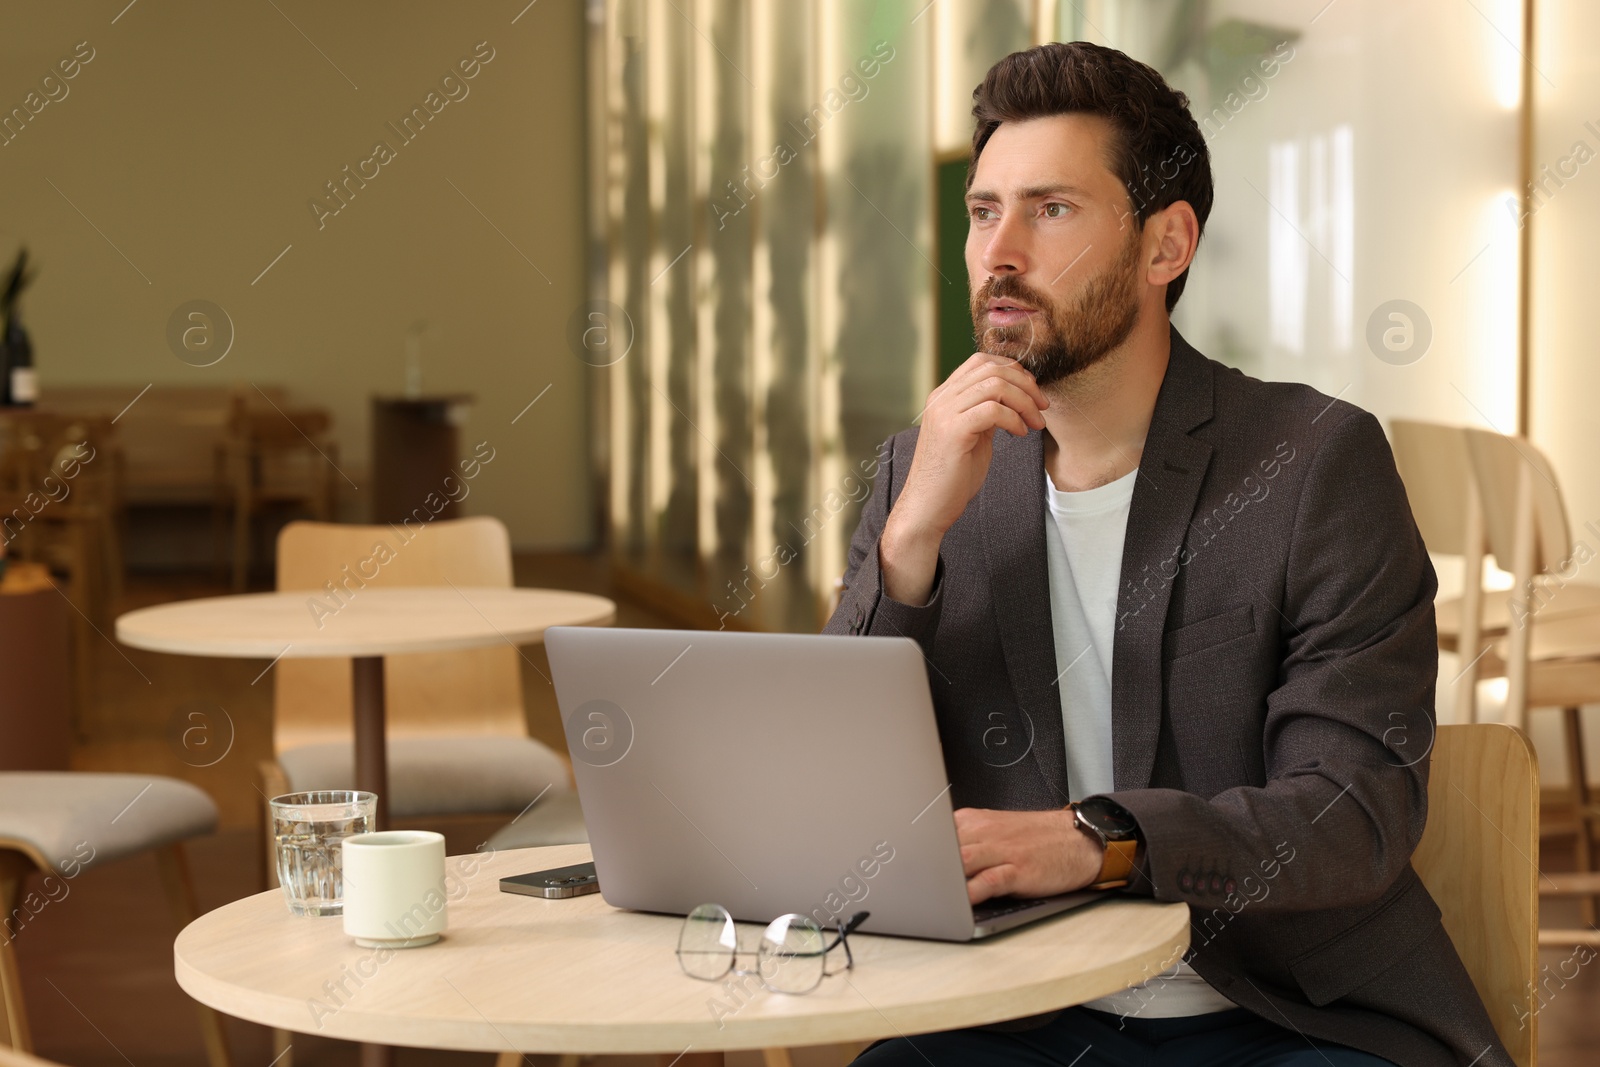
[{"xmin": 979, "ymin": 213, "xmax": 1030, "ymax": 276}]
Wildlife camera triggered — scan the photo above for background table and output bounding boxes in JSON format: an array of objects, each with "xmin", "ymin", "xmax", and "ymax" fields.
[
  {"xmin": 175, "ymin": 843, "xmax": 1191, "ymax": 1058},
  {"xmin": 370, "ymin": 396, "xmax": 474, "ymax": 524},
  {"xmin": 116, "ymin": 587, "xmax": 615, "ymax": 827}
]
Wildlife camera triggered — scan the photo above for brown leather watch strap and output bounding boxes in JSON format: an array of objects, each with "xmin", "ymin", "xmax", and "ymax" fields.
[{"xmin": 1088, "ymin": 837, "xmax": 1138, "ymax": 890}]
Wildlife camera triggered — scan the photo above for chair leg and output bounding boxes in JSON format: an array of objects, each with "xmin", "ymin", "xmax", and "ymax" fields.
[
  {"xmin": 101, "ymin": 509, "xmax": 125, "ymax": 610},
  {"xmin": 232, "ymin": 497, "xmax": 249, "ymax": 592},
  {"xmin": 762, "ymin": 1051, "xmax": 795, "ymax": 1067},
  {"xmin": 231, "ymin": 446, "xmax": 251, "ymax": 593},
  {"xmin": 260, "ymin": 760, "xmax": 291, "ymax": 891},
  {"xmin": 1562, "ymin": 705, "xmax": 1598, "ymax": 925},
  {"xmin": 155, "ymin": 845, "xmax": 233, "ymax": 1067},
  {"xmin": 665, "ymin": 1055, "xmax": 722, "ymax": 1067},
  {"xmin": 0, "ymin": 858, "xmax": 34, "ymax": 1053}
]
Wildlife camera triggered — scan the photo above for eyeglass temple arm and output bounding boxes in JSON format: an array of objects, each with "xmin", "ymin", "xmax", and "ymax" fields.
[{"xmin": 825, "ymin": 911, "xmax": 870, "ymax": 972}]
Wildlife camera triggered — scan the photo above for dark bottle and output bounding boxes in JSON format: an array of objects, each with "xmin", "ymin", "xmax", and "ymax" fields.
[
  {"xmin": 0, "ymin": 247, "xmax": 34, "ymax": 407},
  {"xmin": 4, "ymin": 321, "xmax": 34, "ymax": 407}
]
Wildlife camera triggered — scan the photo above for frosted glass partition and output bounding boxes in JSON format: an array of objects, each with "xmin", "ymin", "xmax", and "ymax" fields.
[
  {"xmin": 595, "ymin": 0, "xmax": 934, "ymax": 632},
  {"xmin": 934, "ymin": 0, "xmax": 1033, "ymax": 155},
  {"xmin": 752, "ymin": 1, "xmax": 819, "ymax": 627},
  {"xmin": 820, "ymin": 0, "xmax": 935, "ymax": 599}
]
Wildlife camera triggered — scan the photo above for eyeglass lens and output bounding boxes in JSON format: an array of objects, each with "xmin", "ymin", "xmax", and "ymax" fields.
[
  {"xmin": 677, "ymin": 903, "xmax": 738, "ymax": 980},
  {"xmin": 757, "ymin": 914, "xmax": 828, "ymax": 994}
]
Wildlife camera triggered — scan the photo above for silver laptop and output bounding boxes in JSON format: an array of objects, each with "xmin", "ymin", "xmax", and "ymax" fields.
[{"xmin": 544, "ymin": 626, "xmax": 1099, "ymax": 941}]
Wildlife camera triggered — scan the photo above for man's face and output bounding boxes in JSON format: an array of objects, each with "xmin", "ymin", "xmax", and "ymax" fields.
[{"xmin": 964, "ymin": 114, "xmax": 1147, "ymax": 386}]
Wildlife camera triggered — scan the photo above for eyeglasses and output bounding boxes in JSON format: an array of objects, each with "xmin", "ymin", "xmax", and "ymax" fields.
[{"xmin": 676, "ymin": 903, "xmax": 870, "ymax": 995}]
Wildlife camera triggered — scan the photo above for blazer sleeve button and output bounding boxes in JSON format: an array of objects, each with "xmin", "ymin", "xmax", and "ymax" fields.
[
  {"xmin": 1210, "ymin": 875, "xmax": 1223, "ymax": 893},
  {"xmin": 1178, "ymin": 871, "xmax": 1193, "ymax": 892}
]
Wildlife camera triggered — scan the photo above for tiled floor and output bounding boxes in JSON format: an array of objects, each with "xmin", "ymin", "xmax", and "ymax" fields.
[{"xmin": 13, "ymin": 556, "xmax": 1600, "ymax": 1065}]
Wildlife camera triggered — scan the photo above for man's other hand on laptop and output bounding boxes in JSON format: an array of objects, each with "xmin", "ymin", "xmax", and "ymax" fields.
[{"xmin": 955, "ymin": 806, "xmax": 1100, "ymax": 904}]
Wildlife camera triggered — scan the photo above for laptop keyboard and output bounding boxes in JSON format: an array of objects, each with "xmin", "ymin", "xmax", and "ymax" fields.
[{"xmin": 972, "ymin": 896, "xmax": 1055, "ymax": 923}]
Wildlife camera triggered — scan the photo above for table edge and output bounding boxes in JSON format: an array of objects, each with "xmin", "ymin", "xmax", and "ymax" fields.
[
  {"xmin": 115, "ymin": 592, "xmax": 616, "ymax": 658},
  {"xmin": 173, "ymin": 861, "xmax": 1191, "ymax": 1054}
]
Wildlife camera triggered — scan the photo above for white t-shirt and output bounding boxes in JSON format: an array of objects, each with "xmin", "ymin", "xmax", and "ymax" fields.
[{"xmin": 1043, "ymin": 468, "xmax": 1236, "ymax": 1019}]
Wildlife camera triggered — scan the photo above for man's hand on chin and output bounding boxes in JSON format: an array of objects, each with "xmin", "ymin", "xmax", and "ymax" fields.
[{"xmin": 954, "ymin": 807, "xmax": 1104, "ymax": 905}]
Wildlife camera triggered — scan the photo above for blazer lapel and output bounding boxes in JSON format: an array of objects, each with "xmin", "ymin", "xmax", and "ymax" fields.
[
  {"xmin": 980, "ymin": 427, "xmax": 1071, "ymax": 807},
  {"xmin": 1111, "ymin": 327, "xmax": 1216, "ymax": 790}
]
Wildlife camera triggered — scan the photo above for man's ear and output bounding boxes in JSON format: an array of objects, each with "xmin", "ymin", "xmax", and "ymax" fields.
[{"xmin": 1144, "ymin": 200, "xmax": 1201, "ymax": 288}]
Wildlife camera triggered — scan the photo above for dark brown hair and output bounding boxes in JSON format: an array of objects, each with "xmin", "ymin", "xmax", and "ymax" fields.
[{"xmin": 969, "ymin": 42, "xmax": 1212, "ymax": 312}]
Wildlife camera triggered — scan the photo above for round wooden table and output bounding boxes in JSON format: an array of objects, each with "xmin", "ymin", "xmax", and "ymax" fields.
[
  {"xmin": 115, "ymin": 587, "xmax": 615, "ymax": 827},
  {"xmin": 175, "ymin": 843, "xmax": 1191, "ymax": 1060}
]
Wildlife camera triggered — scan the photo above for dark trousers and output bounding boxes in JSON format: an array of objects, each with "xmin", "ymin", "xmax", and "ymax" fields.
[{"xmin": 851, "ymin": 1007, "xmax": 1397, "ymax": 1066}]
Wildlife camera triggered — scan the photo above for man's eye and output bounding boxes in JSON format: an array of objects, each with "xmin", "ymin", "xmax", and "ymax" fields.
[
  {"xmin": 1043, "ymin": 203, "xmax": 1069, "ymax": 218},
  {"xmin": 971, "ymin": 206, "xmax": 997, "ymax": 221}
]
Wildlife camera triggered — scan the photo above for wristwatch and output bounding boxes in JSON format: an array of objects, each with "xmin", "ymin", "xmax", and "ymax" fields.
[{"xmin": 1071, "ymin": 796, "xmax": 1142, "ymax": 890}]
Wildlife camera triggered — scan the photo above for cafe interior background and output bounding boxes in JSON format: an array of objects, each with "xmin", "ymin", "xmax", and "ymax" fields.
[{"xmin": 1, "ymin": 0, "xmax": 1599, "ymax": 1064}]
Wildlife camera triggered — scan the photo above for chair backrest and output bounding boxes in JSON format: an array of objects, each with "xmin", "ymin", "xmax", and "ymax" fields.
[
  {"xmin": 1412, "ymin": 723, "xmax": 1539, "ymax": 1066},
  {"xmin": 272, "ymin": 517, "xmax": 527, "ymax": 752},
  {"xmin": 0, "ymin": 412, "xmax": 116, "ymax": 502},
  {"xmin": 1390, "ymin": 420, "xmax": 1474, "ymax": 557},
  {"xmin": 44, "ymin": 384, "xmax": 290, "ymax": 506},
  {"xmin": 1463, "ymin": 428, "xmax": 1572, "ymax": 579},
  {"xmin": 1462, "ymin": 428, "xmax": 1582, "ymax": 726},
  {"xmin": 1390, "ymin": 420, "xmax": 1488, "ymax": 724}
]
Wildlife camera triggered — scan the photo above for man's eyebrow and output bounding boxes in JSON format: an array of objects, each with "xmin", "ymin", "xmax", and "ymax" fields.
[{"xmin": 964, "ymin": 182, "xmax": 1092, "ymax": 204}]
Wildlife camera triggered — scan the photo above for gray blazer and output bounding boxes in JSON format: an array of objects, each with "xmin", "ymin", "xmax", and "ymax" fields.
[{"xmin": 824, "ymin": 327, "xmax": 1508, "ymax": 1067}]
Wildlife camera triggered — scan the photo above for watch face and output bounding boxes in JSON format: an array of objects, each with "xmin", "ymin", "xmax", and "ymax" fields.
[{"xmin": 1076, "ymin": 797, "xmax": 1139, "ymax": 840}]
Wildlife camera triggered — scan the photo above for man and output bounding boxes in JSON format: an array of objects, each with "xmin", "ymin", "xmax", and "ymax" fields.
[{"xmin": 826, "ymin": 42, "xmax": 1507, "ymax": 1067}]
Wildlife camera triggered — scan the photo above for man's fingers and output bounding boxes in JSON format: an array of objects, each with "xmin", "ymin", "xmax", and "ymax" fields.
[
  {"xmin": 966, "ymin": 864, "xmax": 1013, "ymax": 905},
  {"xmin": 956, "ymin": 401, "xmax": 1030, "ymax": 440},
  {"xmin": 954, "ymin": 377, "xmax": 1047, "ymax": 430},
  {"xmin": 947, "ymin": 353, "xmax": 1049, "ymax": 410}
]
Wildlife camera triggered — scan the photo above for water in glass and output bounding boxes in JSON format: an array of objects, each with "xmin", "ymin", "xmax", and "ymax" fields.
[{"xmin": 271, "ymin": 790, "xmax": 376, "ymax": 916}]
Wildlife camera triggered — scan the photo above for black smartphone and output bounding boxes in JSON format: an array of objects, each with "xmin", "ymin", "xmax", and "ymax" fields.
[{"xmin": 499, "ymin": 861, "xmax": 600, "ymax": 899}]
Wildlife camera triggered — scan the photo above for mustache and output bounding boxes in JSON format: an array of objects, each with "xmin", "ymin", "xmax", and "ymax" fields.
[{"xmin": 974, "ymin": 274, "xmax": 1053, "ymax": 313}]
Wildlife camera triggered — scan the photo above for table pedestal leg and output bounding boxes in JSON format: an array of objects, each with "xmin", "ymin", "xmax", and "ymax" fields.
[
  {"xmin": 353, "ymin": 656, "xmax": 391, "ymax": 1067},
  {"xmin": 352, "ymin": 655, "xmax": 388, "ymax": 831}
]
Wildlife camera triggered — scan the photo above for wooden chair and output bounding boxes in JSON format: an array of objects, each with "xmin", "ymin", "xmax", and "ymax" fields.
[
  {"xmin": 0, "ymin": 412, "xmax": 123, "ymax": 621},
  {"xmin": 1462, "ymin": 428, "xmax": 1600, "ymax": 936},
  {"xmin": 1413, "ymin": 723, "xmax": 1539, "ymax": 1066},
  {"xmin": 259, "ymin": 517, "xmax": 575, "ymax": 867},
  {"xmin": 0, "ymin": 772, "xmax": 230, "ymax": 1067},
  {"xmin": 1389, "ymin": 420, "xmax": 1600, "ymax": 723},
  {"xmin": 218, "ymin": 398, "xmax": 338, "ymax": 591}
]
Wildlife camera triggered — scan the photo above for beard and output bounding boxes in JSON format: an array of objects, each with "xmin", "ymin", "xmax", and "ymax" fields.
[{"xmin": 969, "ymin": 229, "xmax": 1143, "ymax": 387}]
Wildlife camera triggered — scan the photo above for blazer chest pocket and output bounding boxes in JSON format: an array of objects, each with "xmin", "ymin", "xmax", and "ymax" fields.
[{"xmin": 1163, "ymin": 604, "xmax": 1255, "ymax": 660}]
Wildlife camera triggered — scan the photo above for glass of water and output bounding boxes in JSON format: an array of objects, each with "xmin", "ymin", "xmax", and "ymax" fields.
[{"xmin": 270, "ymin": 790, "xmax": 377, "ymax": 916}]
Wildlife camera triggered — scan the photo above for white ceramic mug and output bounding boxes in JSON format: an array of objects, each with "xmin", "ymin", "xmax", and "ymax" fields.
[{"xmin": 341, "ymin": 830, "xmax": 448, "ymax": 948}]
